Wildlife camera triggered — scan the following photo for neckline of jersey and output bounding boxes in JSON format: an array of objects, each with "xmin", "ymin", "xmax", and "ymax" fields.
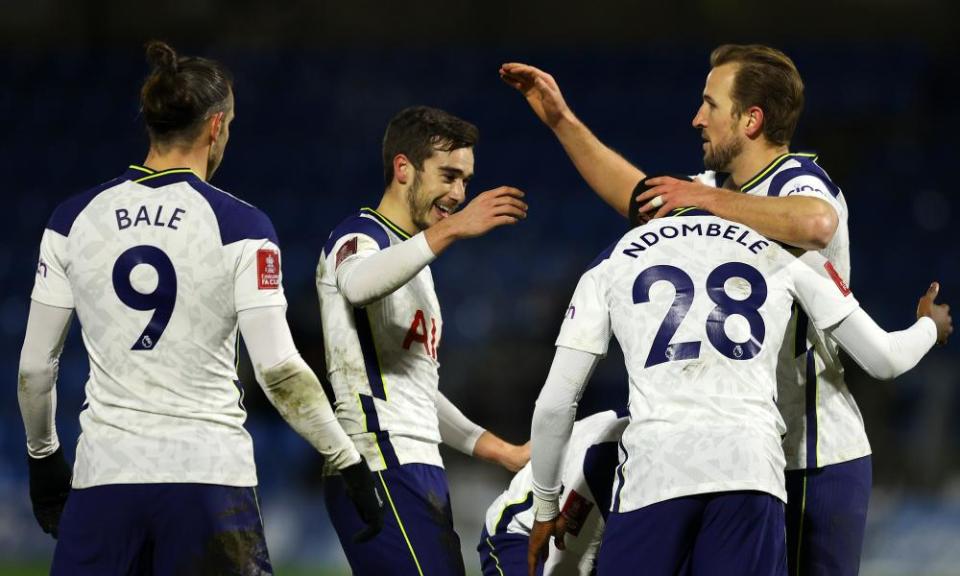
[
  {"xmin": 739, "ymin": 152, "xmax": 817, "ymax": 194},
  {"xmin": 360, "ymin": 207, "xmax": 413, "ymax": 240},
  {"xmin": 127, "ymin": 164, "xmax": 200, "ymax": 185}
]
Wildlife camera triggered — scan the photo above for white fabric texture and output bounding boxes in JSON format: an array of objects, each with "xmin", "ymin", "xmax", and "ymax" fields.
[
  {"xmin": 436, "ymin": 392, "xmax": 485, "ymax": 456},
  {"xmin": 530, "ymin": 346, "xmax": 601, "ymax": 521},
  {"xmin": 337, "ymin": 231, "xmax": 436, "ymax": 306},
  {"xmin": 238, "ymin": 306, "xmax": 360, "ymax": 470},
  {"xmin": 830, "ymin": 310, "xmax": 937, "ymax": 380},
  {"xmin": 18, "ymin": 301, "xmax": 73, "ymax": 458}
]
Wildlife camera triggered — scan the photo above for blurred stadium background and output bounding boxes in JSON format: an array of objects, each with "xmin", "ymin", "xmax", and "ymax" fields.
[{"xmin": 1, "ymin": 1, "xmax": 958, "ymax": 574}]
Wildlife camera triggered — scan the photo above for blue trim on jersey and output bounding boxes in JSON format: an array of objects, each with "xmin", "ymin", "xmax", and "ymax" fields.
[
  {"xmin": 585, "ymin": 241, "xmax": 617, "ymax": 273},
  {"xmin": 794, "ymin": 306, "xmax": 810, "ymax": 358},
  {"xmin": 324, "ymin": 211, "xmax": 392, "ymax": 255},
  {"xmin": 612, "ymin": 439, "xmax": 629, "ymax": 513},
  {"xmin": 46, "ymin": 175, "xmax": 129, "ymax": 236},
  {"xmin": 358, "ymin": 394, "xmax": 400, "ymax": 467},
  {"xmin": 494, "ymin": 491, "xmax": 533, "ymax": 535},
  {"xmin": 669, "ymin": 207, "xmax": 714, "ymax": 217},
  {"xmin": 188, "ymin": 180, "xmax": 279, "ymax": 246},
  {"xmin": 583, "ymin": 441, "xmax": 620, "ymax": 521},
  {"xmin": 353, "ymin": 307, "xmax": 387, "ymax": 400},
  {"xmin": 804, "ymin": 348, "xmax": 819, "ymax": 469},
  {"xmin": 766, "ymin": 161, "xmax": 840, "ymax": 199}
]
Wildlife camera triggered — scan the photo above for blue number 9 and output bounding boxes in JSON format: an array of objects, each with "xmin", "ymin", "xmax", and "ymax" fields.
[{"xmin": 111, "ymin": 245, "xmax": 178, "ymax": 350}]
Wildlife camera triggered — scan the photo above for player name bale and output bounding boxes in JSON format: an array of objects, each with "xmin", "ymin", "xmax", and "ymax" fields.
[
  {"xmin": 623, "ymin": 221, "xmax": 769, "ymax": 257},
  {"xmin": 115, "ymin": 205, "xmax": 186, "ymax": 231}
]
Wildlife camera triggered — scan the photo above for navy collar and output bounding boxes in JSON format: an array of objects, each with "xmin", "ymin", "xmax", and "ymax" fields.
[{"xmin": 124, "ymin": 164, "xmax": 203, "ymax": 188}]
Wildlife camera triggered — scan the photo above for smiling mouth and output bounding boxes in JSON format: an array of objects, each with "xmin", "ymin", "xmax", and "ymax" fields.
[{"xmin": 434, "ymin": 202, "xmax": 455, "ymax": 218}]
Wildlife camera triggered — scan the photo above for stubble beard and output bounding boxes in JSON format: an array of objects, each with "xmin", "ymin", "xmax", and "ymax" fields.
[
  {"xmin": 406, "ymin": 170, "xmax": 433, "ymax": 231},
  {"xmin": 703, "ymin": 133, "xmax": 744, "ymax": 172}
]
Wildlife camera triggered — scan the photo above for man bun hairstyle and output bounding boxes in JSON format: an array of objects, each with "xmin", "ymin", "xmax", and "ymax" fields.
[
  {"xmin": 710, "ymin": 44, "xmax": 804, "ymax": 147},
  {"xmin": 140, "ymin": 40, "xmax": 233, "ymax": 146},
  {"xmin": 382, "ymin": 106, "xmax": 479, "ymax": 186}
]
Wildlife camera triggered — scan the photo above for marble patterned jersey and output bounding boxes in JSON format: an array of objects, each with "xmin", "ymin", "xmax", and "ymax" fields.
[
  {"xmin": 317, "ymin": 208, "xmax": 444, "ymax": 472},
  {"xmin": 555, "ymin": 212, "xmax": 860, "ymax": 512},
  {"xmin": 30, "ymin": 165, "xmax": 286, "ymax": 488},
  {"xmin": 694, "ymin": 152, "xmax": 869, "ymax": 470}
]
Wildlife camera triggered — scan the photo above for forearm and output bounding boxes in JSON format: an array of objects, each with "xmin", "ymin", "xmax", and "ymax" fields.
[
  {"xmin": 703, "ymin": 191, "xmax": 837, "ymax": 250},
  {"xmin": 552, "ymin": 114, "xmax": 645, "ymax": 218},
  {"xmin": 239, "ymin": 306, "xmax": 360, "ymax": 469},
  {"xmin": 258, "ymin": 354, "xmax": 361, "ymax": 469},
  {"xmin": 18, "ymin": 302, "xmax": 72, "ymax": 458},
  {"xmin": 829, "ymin": 308, "xmax": 938, "ymax": 380},
  {"xmin": 338, "ymin": 233, "xmax": 436, "ymax": 306},
  {"xmin": 531, "ymin": 346, "xmax": 600, "ymax": 520},
  {"xmin": 436, "ymin": 392, "xmax": 485, "ymax": 456}
]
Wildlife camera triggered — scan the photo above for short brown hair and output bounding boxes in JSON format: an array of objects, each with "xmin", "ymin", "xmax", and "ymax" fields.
[
  {"xmin": 382, "ymin": 106, "xmax": 479, "ymax": 186},
  {"xmin": 710, "ymin": 44, "xmax": 804, "ymax": 146},
  {"xmin": 140, "ymin": 40, "xmax": 233, "ymax": 147}
]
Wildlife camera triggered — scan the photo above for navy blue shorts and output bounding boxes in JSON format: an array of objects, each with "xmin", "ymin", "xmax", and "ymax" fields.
[
  {"xmin": 51, "ymin": 483, "xmax": 271, "ymax": 576},
  {"xmin": 786, "ymin": 455, "xmax": 871, "ymax": 576},
  {"xmin": 596, "ymin": 491, "xmax": 786, "ymax": 576},
  {"xmin": 325, "ymin": 463, "xmax": 465, "ymax": 576},
  {"xmin": 477, "ymin": 527, "xmax": 543, "ymax": 576}
]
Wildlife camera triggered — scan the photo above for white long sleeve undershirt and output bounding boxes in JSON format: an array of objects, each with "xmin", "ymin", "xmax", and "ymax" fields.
[
  {"xmin": 337, "ymin": 232, "xmax": 436, "ymax": 306},
  {"xmin": 18, "ymin": 301, "xmax": 72, "ymax": 459},
  {"xmin": 238, "ymin": 306, "xmax": 361, "ymax": 470},
  {"xmin": 436, "ymin": 392, "xmax": 486, "ymax": 456}
]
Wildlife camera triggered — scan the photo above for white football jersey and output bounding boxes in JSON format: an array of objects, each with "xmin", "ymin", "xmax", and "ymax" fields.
[
  {"xmin": 695, "ymin": 152, "xmax": 870, "ymax": 470},
  {"xmin": 317, "ymin": 208, "xmax": 443, "ymax": 472},
  {"xmin": 483, "ymin": 410, "xmax": 628, "ymax": 576},
  {"xmin": 556, "ymin": 212, "xmax": 860, "ymax": 512},
  {"xmin": 30, "ymin": 165, "xmax": 286, "ymax": 488}
]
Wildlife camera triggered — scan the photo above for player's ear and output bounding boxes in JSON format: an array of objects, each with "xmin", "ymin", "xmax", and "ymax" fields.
[
  {"xmin": 743, "ymin": 106, "xmax": 764, "ymax": 139},
  {"xmin": 393, "ymin": 154, "xmax": 412, "ymax": 186},
  {"xmin": 208, "ymin": 112, "xmax": 224, "ymax": 142}
]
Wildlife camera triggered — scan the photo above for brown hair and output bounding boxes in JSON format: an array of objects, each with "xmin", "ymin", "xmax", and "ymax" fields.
[
  {"xmin": 710, "ymin": 44, "xmax": 804, "ymax": 146},
  {"xmin": 140, "ymin": 40, "xmax": 233, "ymax": 147},
  {"xmin": 382, "ymin": 106, "xmax": 479, "ymax": 186}
]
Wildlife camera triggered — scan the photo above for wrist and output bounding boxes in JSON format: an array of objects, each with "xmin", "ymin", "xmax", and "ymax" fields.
[
  {"xmin": 424, "ymin": 218, "xmax": 460, "ymax": 254},
  {"xmin": 533, "ymin": 493, "xmax": 560, "ymax": 522}
]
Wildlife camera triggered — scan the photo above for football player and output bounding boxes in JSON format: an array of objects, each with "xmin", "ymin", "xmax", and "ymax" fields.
[{"xmin": 17, "ymin": 41, "xmax": 381, "ymax": 575}]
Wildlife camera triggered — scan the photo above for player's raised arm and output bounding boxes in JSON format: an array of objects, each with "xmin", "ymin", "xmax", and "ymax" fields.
[
  {"xmin": 500, "ymin": 62, "xmax": 645, "ymax": 217},
  {"xmin": 18, "ymin": 300, "xmax": 74, "ymax": 539},
  {"xmin": 237, "ymin": 305, "xmax": 383, "ymax": 541}
]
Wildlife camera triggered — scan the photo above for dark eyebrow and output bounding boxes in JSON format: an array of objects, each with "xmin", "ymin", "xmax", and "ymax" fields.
[{"xmin": 703, "ymin": 94, "xmax": 717, "ymax": 105}]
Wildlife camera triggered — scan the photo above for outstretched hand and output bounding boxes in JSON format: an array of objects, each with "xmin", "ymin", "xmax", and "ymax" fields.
[
  {"xmin": 500, "ymin": 63, "xmax": 572, "ymax": 129},
  {"xmin": 917, "ymin": 282, "xmax": 952, "ymax": 345}
]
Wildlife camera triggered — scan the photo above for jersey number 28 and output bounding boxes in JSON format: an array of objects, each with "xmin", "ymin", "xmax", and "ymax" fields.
[
  {"xmin": 633, "ymin": 262, "xmax": 767, "ymax": 367},
  {"xmin": 112, "ymin": 245, "xmax": 177, "ymax": 350}
]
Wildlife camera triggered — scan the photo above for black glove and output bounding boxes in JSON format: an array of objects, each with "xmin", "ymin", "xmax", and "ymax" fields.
[
  {"xmin": 340, "ymin": 457, "xmax": 384, "ymax": 543},
  {"xmin": 27, "ymin": 447, "xmax": 72, "ymax": 539}
]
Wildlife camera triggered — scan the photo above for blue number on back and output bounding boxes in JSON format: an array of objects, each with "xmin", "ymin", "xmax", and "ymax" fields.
[
  {"xmin": 634, "ymin": 262, "xmax": 768, "ymax": 365},
  {"xmin": 111, "ymin": 245, "xmax": 177, "ymax": 350},
  {"xmin": 632, "ymin": 265, "xmax": 701, "ymax": 367},
  {"xmin": 705, "ymin": 262, "xmax": 767, "ymax": 360}
]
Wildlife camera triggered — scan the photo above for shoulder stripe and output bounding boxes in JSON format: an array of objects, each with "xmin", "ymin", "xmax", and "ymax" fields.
[
  {"xmin": 741, "ymin": 152, "xmax": 818, "ymax": 193},
  {"xmin": 361, "ymin": 207, "xmax": 412, "ymax": 240},
  {"xmin": 188, "ymin": 180, "xmax": 278, "ymax": 246},
  {"xmin": 323, "ymin": 211, "xmax": 392, "ymax": 255},
  {"xmin": 585, "ymin": 240, "xmax": 618, "ymax": 273},
  {"xmin": 46, "ymin": 176, "xmax": 127, "ymax": 237}
]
